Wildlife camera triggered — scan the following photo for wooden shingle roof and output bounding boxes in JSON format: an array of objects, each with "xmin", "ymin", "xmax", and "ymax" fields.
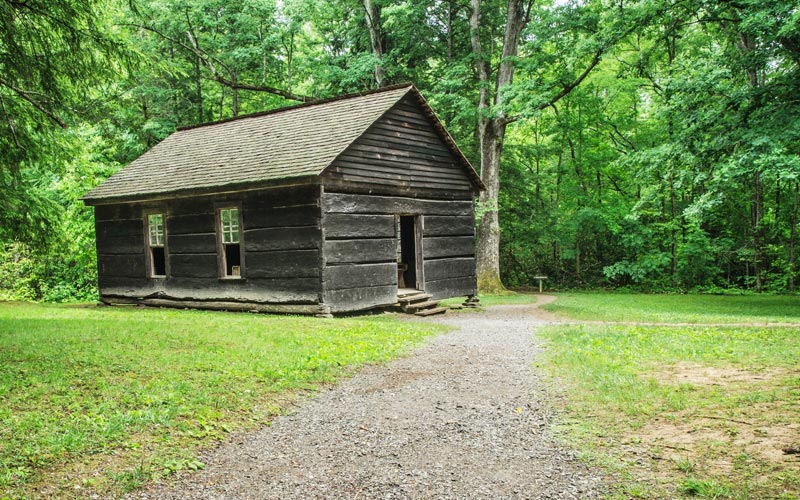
[{"xmin": 83, "ymin": 84, "xmax": 481, "ymax": 203}]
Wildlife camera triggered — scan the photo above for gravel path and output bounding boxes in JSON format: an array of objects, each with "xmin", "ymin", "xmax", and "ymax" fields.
[{"xmin": 131, "ymin": 303, "xmax": 605, "ymax": 499}]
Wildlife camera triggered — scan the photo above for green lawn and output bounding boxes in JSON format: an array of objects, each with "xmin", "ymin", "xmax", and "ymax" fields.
[
  {"xmin": 439, "ymin": 291, "xmax": 537, "ymax": 307},
  {"xmin": 542, "ymin": 292, "xmax": 800, "ymax": 324},
  {"xmin": 538, "ymin": 295, "xmax": 800, "ymax": 499},
  {"xmin": 0, "ymin": 302, "xmax": 443, "ymax": 498}
]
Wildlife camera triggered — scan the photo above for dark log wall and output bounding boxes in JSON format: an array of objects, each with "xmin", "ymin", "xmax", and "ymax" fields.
[
  {"xmin": 321, "ymin": 192, "xmax": 477, "ymax": 312},
  {"xmin": 421, "ymin": 213, "xmax": 478, "ymax": 300},
  {"xmin": 95, "ymin": 215, "xmax": 147, "ymax": 279},
  {"xmin": 322, "ymin": 95, "xmax": 475, "ymax": 194},
  {"xmin": 94, "ymin": 185, "xmax": 323, "ymax": 306},
  {"xmin": 319, "ymin": 92, "xmax": 479, "ymax": 312}
]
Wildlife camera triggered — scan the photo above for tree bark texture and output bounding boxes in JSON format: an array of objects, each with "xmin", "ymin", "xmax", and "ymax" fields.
[
  {"xmin": 232, "ymin": 71, "xmax": 239, "ymax": 117},
  {"xmin": 790, "ymin": 181, "xmax": 798, "ymax": 292},
  {"xmin": 364, "ymin": 0, "xmax": 385, "ymax": 88},
  {"xmin": 470, "ymin": 0, "xmax": 528, "ymax": 293},
  {"xmin": 752, "ymin": 172, "xmax": 764, "ymax": 291}
]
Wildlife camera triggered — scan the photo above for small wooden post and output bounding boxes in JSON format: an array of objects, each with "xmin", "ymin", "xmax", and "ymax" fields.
[{"xmin": 533, "ymin": 275, "xmax": 548, "ymax": 293}]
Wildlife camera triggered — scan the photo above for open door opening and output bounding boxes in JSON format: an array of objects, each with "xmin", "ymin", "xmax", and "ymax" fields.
[{"xmin": 397, "ymin": 215, "xmax": 423, "ymax": 291}]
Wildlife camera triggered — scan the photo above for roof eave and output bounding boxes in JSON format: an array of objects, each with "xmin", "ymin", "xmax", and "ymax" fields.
[{"xmin": 82, "ymin": 175, "xmax": 321, "ymax": 206}]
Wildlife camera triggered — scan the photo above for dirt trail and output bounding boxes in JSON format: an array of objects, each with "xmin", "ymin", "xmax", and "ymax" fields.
[
  {"xmin": 529, "ymin": 295, "xmax": 560, "ymax": 322},
  {"xmin": 129, "ymin": 303, "xmax": 604, "ymax": 500}
]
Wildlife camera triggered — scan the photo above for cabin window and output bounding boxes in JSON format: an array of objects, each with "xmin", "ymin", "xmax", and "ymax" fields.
[
  {"xmin": 146, "ymin": 213, "xmax": 167, "ymax": 277},
  {"xmin": 218, "ymin": 207, "xmax": 243, "ymax": 278}
]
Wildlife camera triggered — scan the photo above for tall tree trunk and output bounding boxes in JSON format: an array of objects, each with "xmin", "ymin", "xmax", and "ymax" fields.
[
  {"xmin": 364, "ymin": 0, "xmax": 385, "ymax": 87},
  {"xmin": 568, "ymin": 136, "xmax": 587, "ymax": 198},
  {"xmin": 664, "ymin": 19, "xmax": 679, "ymax": 286},
  {"xmin": 466, "ymin": 0, "xmax": 629, "ymax": 292},
  {"xmin": 752, "ymin": 171, "xmax": 763, "ymax": 291},
  {"xmin": 553, "ymin": 149, "xmax": 563, "ymax": 271},
  {"xmin": 737, "ymin": 29, "xmax": 763, "ymax": 291},
  {"xmin": 195, "ymin": 55, "xmax": 203, "ymax": 122},
  {"xmin": 475, "ymin": 123, "xmax": 504, "ymax": 292},
  {"xmin": 596, "ymin": 170, "xmax": 602, "ymax": 205},
  {"xmin": 142, "ymin": 99, "xmax": 153, "ymax": 148},
  {"xmin": 286, "ymin": 31, "xmax": 294, "ymax": 92},
  {"xmin": 790, "ymin": 181, "xmax": 798, "ymax": 292},
  {"xmin": 534, "ymin": 120, "xmax": 542, "ymax": 207},
  {"xmin": 232, "ymin": 71, "xmax": 239, "ymax": 117},
  {"xmin": 670, "ymin": 172, "xmax": 677, "ymax": 283},
  {"xmin": 185, "ymin": 13, "xmax": 203, "ymax": 123},
  {"xmin": 470, "ymin": 0, "xmax": 528, "ymax": 293},
  {"xmin": 446, "ymin": 0, "xmax": 454, "ymax": 61},
  {"xmin": 219, "ymin": 84, "xmax": 225, "ymax": 120}
]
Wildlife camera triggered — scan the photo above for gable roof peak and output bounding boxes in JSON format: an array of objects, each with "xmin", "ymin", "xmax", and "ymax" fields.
[
  {"xmin": 83, "ymin": 83, "xmax": 482, "ymax": 203},
  {"xmin": 177, "ymin": 83, "xmax": 416, "ymax": 133}
]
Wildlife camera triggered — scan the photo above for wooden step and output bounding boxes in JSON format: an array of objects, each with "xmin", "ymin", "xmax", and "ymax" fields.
[
  {"xmin": 402, "ymin": 299, "xmax": 440, "ymax": 312},
  {"xmin": 398, "ymin": 293, "xmax": 431, "ymax": 305},
  {"xmin": 414, "ymin": 306, "xmax": 448, "ymax": 317},
  {"xmin": 397, "ymin": 289, "xmax": 424, "ymax": 299}
]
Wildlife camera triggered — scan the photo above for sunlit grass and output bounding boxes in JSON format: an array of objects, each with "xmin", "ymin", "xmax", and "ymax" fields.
[
  {"xmin": 439, "ymin": 291, "xmax": 537, "ymax": 307},
  {"xmin": 542, "ymin": 292, "xmax": 800, "ymax": 324},
  {"xmin": 0, "ymin": 302, "xmax": 444, "ymax": 497},
  {"xmin": 539, "ymin": 317, "xmax": 800, "ymax": 499}
]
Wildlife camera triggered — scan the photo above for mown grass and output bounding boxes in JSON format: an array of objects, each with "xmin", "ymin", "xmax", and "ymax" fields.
[
  {"xmin": 439, "ymin": 291, "xmax": 537, "ymax": 308},
  {"xmin": 542, "ymin": 292, "xmax": 800, "ymax": 324},
  {"xmin": 538, "ymin": 295, "xmax": 800, "ymax": 499},
  {"xmin": 0, "ymin": 302, "xmax": 444, "ymax": 498}
]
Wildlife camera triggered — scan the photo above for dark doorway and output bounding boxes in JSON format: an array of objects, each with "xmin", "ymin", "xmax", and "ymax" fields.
[
  {"xmin": 224, "ymin": 243, "xmax": 241, "ymax": 276},
  {"xmin": 398, "ymin": 215, "xmax": 422, "ymax": 290},
  {"xmin": 150, "ymin": 247, "xmax": 166, "ymax": 276}
]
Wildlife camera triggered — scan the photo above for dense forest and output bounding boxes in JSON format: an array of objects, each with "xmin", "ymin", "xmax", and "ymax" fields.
[{"xmin": 1, "ymin": 0, "xmax": 798, "ymax": 301}]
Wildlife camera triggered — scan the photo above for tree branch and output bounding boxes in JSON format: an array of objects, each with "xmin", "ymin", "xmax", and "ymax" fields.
[
  {"xmin": 0, "ymin": 96, "xmax": 23, "ymax": 150},
  {"xmin": 125, "ymin": 23, "xmax": 312, "ymax": 102},
  {"xmin": 607, "ymin": 121, "xmax": 637, "ymax": 151},
  {"xmin": 0, "ymin": 77, "xmax": 67, "ymax": 128},
  {"xmin": 536, "ymin": 49, "xmax": 603, "ymax": 111},
  {"xmin": 510, "ymin": 3, "xmax": 670, "ymax": 122},
  {"xmin": 605, "ymin": 172, "xmax": 628, "ymax": 197},
  {"xmin": 522, "ymin": 0, "xmax": 535, "ymax": 23}
]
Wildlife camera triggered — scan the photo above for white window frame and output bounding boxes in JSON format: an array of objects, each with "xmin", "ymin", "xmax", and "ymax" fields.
[
  {"xmin": 145, "ymin": 212, "xmax": 167, "ymax": 278},
  {"xmin": 216, "ymin": 205, "xmax": 245, "ymax": 279}
]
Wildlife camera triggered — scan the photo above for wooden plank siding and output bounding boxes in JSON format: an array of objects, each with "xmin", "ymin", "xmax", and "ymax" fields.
[
  {"xmin": 321, "ymin": 203, "xmax": 398, "ymax": 312},
  {"xmin": 321, "ymin": 191, "xmax": 477, "ymax": 311},
  {"xmin": 321, "ymin": 193, "xmax": 473, "ymax": 216},
  {"xmin": 422, "ymin": 208, "xmax": 478, "ymax": 299},
  {"xmin": 94, "ymin": 185, "xmax": 324, "ymax": 305},
  {"xmin": 321, "ymin": 95, "xmax": 475, "ymax": 193}
]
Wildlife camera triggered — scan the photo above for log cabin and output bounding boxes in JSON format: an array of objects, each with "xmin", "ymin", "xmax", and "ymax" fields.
[{"xmin": 82, "ymin": 84, "xmax": 484, "ymax": 316}]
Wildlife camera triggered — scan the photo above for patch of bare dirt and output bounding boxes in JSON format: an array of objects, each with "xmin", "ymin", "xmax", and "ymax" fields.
[
  {"xmin": 650, "ymin": 361, "xmax": 791, "ymax": 387},
  {"xmin": 631, "ymin": 364, "xmax": 800, "ymax": 488},
  {"xmin": 638, "ymin": 414, "xmax": 800, "ymax": 471}
]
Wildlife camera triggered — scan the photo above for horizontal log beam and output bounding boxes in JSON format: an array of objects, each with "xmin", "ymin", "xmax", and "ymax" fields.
[{"xmin": 101, "ymin": 295, "xmax": 328, "ymax": 315}]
